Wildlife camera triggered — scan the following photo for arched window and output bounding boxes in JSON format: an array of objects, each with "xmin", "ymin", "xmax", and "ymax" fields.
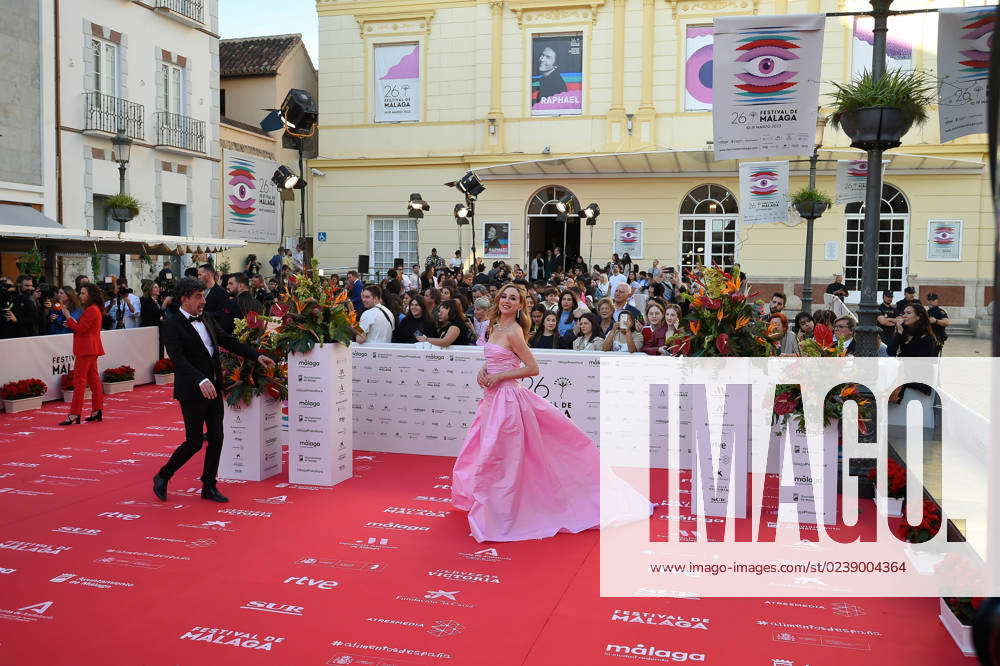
[
  {"xmin": 844, "ymin": 184, "xmax": 910, "ymax": 299},
  {"xmin": 679, "ymin": 184, "xmax": 739, "ymax": 272},
  {"xmin": 680, "ymin": 184, "xmax": 739, "ymax": 215},
  {"xmin": 527, "ymin": 185, "xmax": 581, "ymax": 217}
]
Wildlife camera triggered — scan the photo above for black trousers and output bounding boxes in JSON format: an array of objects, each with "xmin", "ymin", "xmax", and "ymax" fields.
[{"xmin": 159, "ymin": 396, "xmax": 225, "ymax": 486}]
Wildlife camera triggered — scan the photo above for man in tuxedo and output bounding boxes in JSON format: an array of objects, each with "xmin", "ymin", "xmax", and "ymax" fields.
[
  {"xmin": 153, "ymin": 278, "xmax": 275, "ymax": 502},
  {"xmin": 198, "ymin": 264, "xmax": 228, "ymax": 316}
]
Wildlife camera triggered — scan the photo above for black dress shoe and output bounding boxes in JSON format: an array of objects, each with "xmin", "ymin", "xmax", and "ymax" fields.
[
  {"xmin": 200, "ymin": 487, "xmax": 229, "ymax": 503},
  {"xmin": 153, "ymin": 474, "xmax": 168, "ymax": 501},
  {"xmin": 58, "ymin": 415, "xmax": 80, "ymax": 426},
  {"xmin": 85, "ymin": 410, "xmax": 102, "ymax": 422}
]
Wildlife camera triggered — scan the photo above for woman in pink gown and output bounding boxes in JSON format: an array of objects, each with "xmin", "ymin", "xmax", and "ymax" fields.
[{"xmin": 451, "ymin": 283, "xmax": 650, "ymax": 542}]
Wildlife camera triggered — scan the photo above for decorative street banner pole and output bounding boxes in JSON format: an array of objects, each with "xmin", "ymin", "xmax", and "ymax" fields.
[
  {"xmin": 738, "ymin": 161, "xmax": 790, "ymax": 224},
  {"xmin": 937, "ymin": 7, "xmax": 995, "ymax": 143},
  {"xmin": 713, "ymin": 14, "xmax": 826, "ymax": 160}
]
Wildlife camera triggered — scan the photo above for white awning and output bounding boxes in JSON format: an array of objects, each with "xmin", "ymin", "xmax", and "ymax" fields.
[
  {"xmin": 0, "ymin": 205, "xmax": 246, "ymax": 255},
  {"xmin": 472, "ymin": 149, "xmax": 984, "ymax": 180}
]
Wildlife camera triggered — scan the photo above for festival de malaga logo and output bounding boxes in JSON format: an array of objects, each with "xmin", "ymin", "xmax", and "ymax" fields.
[
  {"xmin": 227, "ymin": 157, "xmax": 258, "ymax": 225},
  {"xmin": 748, "ymin": 169, "xmax": 780, "ymax": 200},
  {"xmin": 734, "ymin": 29, "xmax": 801, "ymax": 105}
]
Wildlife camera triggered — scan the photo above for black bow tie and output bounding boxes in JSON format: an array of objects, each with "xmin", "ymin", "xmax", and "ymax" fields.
[{"xmin": 188, "ymin": 315, "xmax": 204, "ymax": 323}]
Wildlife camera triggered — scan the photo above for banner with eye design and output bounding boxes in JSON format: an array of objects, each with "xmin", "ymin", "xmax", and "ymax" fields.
[
  {"xmin": 222, "ymin": 150, "xmax": 281, "ymax": 244},
  {"xmin": 834, "ymin": 159, "xmax": 889, "ymax": 205},
  {"xmin": 938, "ymin": 7, "xmax": 995, "ymax": 143},
  {"xmin": 712, "ymin": 14, "xmax": 825, "ymax": 160},
  {"xmin": 738, "ymin": 161, "xmax": 789, "ymax": 225}
]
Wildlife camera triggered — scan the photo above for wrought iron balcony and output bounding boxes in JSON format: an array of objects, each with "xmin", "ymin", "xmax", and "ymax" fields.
[
  {"xmin": 155, "ymin": 111, "xmax": 206, "ymax": 153},
  {"xmin": 154, "ymin": 0, "xmax": 205, "ymax": 25},
  {"xmin": 84, "ymin": 92, "xmax": 144, "ymax": 140}
]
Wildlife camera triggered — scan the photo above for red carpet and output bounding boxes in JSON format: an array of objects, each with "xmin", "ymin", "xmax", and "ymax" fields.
[{"xmin": 0, "ymin": 385, "xmax": 976, "ymax": 665}]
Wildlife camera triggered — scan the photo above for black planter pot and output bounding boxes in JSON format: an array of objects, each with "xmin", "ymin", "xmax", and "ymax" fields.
[
  {"xmin": 837, "ymin": 107, "xmax": 912, "ymax": 151},
  {"xmin": 110, "ymin": 207, "xmax": 135, "ymax": 223},
  {"xmin": 793, "ymin": 201, "xmax": 829, "ymax": 219}
]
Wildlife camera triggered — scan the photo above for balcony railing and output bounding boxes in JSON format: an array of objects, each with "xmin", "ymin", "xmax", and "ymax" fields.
[
  {"xmin": 155, "ymin": 111, "xmax": 206, "ymax": 153},
  {"xmin": 155, "ymin": 0, "xmax": 204, "ymax": 24},
  {"xmin": 84, "ymin": 92, "xmax": 144, "ymax": 140}
]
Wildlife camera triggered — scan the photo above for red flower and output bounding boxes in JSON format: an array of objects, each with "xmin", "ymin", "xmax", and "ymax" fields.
[
  {"xmin": 152, "ymin": 358, "xmax": 174, "ymax": 374},
  {"xmin": 729, "ymin": 291, "xmax": 746, "ymax": 304},
  {"xmin": 0, "ymin": 378, "xmax": 47, "ymax": 400},
  {"xmin": 270, "ymin": 303, "xmax": 289, "ymax": 318},
  {"xmin": 972, "ymin": 598, "xmax": 984, "ymax": 610},
  {"xmin": 813, "ymin": 323, "xmax": 834, "ymax": 349},
  {"xmin": 265, "ymin": 382, "xmax": 281, "ymax": 400},
  {"xmin": 702, "ymin": 297, "xmax": 722, "ymax": 311},
  {"xmin": 245, "ymin": 310, "xmax": 264, "ymax": 331},
  {"xmin": 715, "ymin": 333, "xmax": 729, "ymax": 356},
  {"xmin": 773, "ymin": 392, "xmax": 798, "ymax": 415},
  {"xmin": 287, "ymin": 275, "xmax": 298, "ymax": 287}
]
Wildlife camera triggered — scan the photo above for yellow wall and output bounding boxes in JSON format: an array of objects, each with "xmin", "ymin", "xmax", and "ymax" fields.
[{"xmin": 312, "ymin": 0, "xmax": 993, "ymax": 312}]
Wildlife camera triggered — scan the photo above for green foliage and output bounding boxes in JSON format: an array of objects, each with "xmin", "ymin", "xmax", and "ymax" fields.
[
  {"xmin": 828, "ymin": 69, "xmax": 936, "ymax": 130},
  {"xmin": 790, "ymin": 187, "xmax": 833, "ymax": 206},
  {"xmin": 221, "ymin": 313, "xmax": 288, "ymax": 407},
  {"xmin": 271, "ymin": 259, "xmax": 356, "ymax": 355},
  {"xmin": 90, "ymin": 250, "xmax": 102, "ymax": 281},
  {"xmin": 16, "ymin": 246, "xmax": 44, "ymax": 278},
  {"xmin": 104, "ymin": 193, "xmax": 141, "ymax": 216}
]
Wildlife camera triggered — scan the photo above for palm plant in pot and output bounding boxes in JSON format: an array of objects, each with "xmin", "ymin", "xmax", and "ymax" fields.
[
  {"xmin": 105, "ymin": 193, "xmax": 141, "ymax": 223},
  {"xmin": 790, "ymin": 186, "xmax": 832, "ymax": 219},
  {"xmin": 828, "ymin": 69, "xmax": 935, "ymax": 150}
]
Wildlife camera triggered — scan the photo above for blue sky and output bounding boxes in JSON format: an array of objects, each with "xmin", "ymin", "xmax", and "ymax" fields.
[{"xmin": 219, "ymin": 0, "xmax": 320, "ymax": 67}]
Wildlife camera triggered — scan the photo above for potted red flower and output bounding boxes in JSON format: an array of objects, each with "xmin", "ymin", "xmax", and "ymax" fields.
[
  {"xmin": 867, "ymin": 458, "xmax": 906, "ymax": 517},
  {"xmin": 60, "ymin": 373, "xmax": 92, "ymax": 403},
  {"xmin": 101, "ymin": 365, "xmax": 136, "ymax": 394},
  {"xmin": 152, "ymin": 358, "xmax": 175, "ymax": 386},
  {"xmin": 940, "ymin": 597, "xmax": 981, "ymax": 656},
  {"xmin": 1, "ymin": 378, "xmax": 47, "ymax": 413}
]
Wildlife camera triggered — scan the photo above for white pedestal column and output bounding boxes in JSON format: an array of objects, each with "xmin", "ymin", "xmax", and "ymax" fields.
[
  {"xmin": 287, "ymin": 343, "xmax": 353, "ymax": 486},
  {"xmin": 220, "ymin": 396, "xmax": 283, "ymax": 481}
]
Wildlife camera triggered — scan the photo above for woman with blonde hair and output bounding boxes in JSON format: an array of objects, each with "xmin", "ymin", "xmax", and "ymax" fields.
[{"xmin": 452, "ymin": 283, "xmax": 649, "ymax": 542}]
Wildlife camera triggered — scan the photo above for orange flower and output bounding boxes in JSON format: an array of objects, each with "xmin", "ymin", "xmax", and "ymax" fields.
[
  {"xmin": 347, "ymin": 310, "xmax": 358, "ymax": 327},
  {"xmin": 692, "ymin": 296, "xmax": 704, "ymax": 308},
  {"xmin": 735, "ymin": 315, "xmax": 751, "ymax": 330},
  {"xmin": 840, "ymin": 385, "xmax": 858, "ymax": 398},
  {"xmin": 716, "ymin": 309, "xmax": 724, "ymax": 322},
  {"xmin": 333, "ymin": 290, "xmax": 348, "ymax": 305},
  {"xmin": 689, "ymin": 320, "xmax": 701, "ymax": 335},
  {"xmin": 230, "ymin": 368, "xmax": 241, "ymax": 382}
]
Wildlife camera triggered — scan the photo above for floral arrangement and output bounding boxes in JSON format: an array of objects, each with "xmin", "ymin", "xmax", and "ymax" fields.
[
  {"xmin": 272, "ymin": 261, "xmax": 357, "ymax": 354},
  {"xmin": 1, "ymin": 378, "xmax": 47, "ymax": 400},
  {"xmin": 152, "ymin": 358, "xmax": 175, "ymax": 375},
  {"xmin": 667, "ymin": 265, "xmax": 775, "ymax": 357},
  {"xmin": 772, "ymin": 383, "xmax": 874, "ymax": 435},
  {"xmin": 943, "ymin": 597, "xmax": 984, "ymax": 626},
  {"xmin": 896, "ymin": 499, "xmax": 942, "ymax": 543},
  {"xmin": 102, "ymin": 365, "xmax": 135, "ymax": 383},
  {"xmin": 866, "ymin": 458, "xmax": 907, "ymax": 499},
  {"xmin": 797, "ymin": 324, "xmax": 846, "ymax": 357},
  {"xmin": 221, "ymin": 310, "xmax": 287, "ymax": 407}
]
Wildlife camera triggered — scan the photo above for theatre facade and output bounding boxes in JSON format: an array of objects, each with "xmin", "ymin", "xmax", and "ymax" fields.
[{"xmin": 312, "ymin": 0, "xmax": 994, "ymax": 322}]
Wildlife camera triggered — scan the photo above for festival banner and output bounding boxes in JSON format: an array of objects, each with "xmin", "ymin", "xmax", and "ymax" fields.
[
  {"xmin": 927, "ymin": 220, "xmax": 963, "ymax": 261},
  {"xmin": 738, "ymin": 161, "xmax": 789, "ymax": 224},
  {"xmin": 373, "ymin": 43, "xmax": 420, "ymax": 123},
  {"xmin": 834, "ymin": 159, "xmax": 888, "ymax": 205},
  {"xmin": 482, "ymin": 221, "xmax": 511, "ymax": 259},
  {"xmin": 223, "ymin": 150, "xmax": 281, "ymax": 244},
  {"xmin": 613, "ymin": 221, "xmax": 644, "ymax": 258},
  {"xmin": 531, "ymin": 33, "xmax": 583, "ymax": 116},
  {"xmin": 851, "ymin": 15, "xmax": 915, "ymax": 79},
  {"xmin": 685, "ymin": 25, "xmax": 714, "ymax": 111},
  {"xmin": 712, "ymin": 14, "xmax": 825, "ymax": 160},
  {"xmin": 938, "ymin": 7, "xmax": 995, "ymax": 143}
]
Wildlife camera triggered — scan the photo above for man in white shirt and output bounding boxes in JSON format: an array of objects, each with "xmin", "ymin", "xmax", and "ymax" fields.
[
  {"xmin": 608, "ymin": 264, "xmax": 628, "ymax": 296},
  {"xmin": 356, "ymin": 284, "xmax": 395, "ymax": 344},
  {"xmin": 105, "ymin": 279, "xmax": 141, "ymax": 329},
  {"xmin": 402, "ymin": 264, "xmax": 419, "ymax": 291},
  {"xmin": 448, "ymin": 250, "xmax": 463, "ymax": 274}
]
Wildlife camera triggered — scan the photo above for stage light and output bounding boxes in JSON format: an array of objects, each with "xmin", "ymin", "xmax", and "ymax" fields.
[
  {"xmin": 454, "ymin": 203, "xmax": 471, "ymax": 225},
  {"xmin": 407, "ymin": 193, "xmax": 430, "ymax": 219},
  {"xmin": 554, "ymin": 194, "xmax": 574, "ymax": 215},
  {"xmin": 455, "ymin": 171, "xmax": 485, "ymax": 197},
  {"xmin": 581, "ymin": 203, "xmax": 600, "ymax": 226},
  {"xmin": 280, "ymin": 89, "xmax": 318, "ymax": 138},
  {"xmin": 272, "ymin": 165, "xmax": 306, "ymax": 190}
]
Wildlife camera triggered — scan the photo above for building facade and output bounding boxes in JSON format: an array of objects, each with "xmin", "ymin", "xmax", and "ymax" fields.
[
  {"xmin": 218, "ymin": 33, "xmax": 318, "ymax": 276},
  {"xmin": 312, "ymin": 0, "xmax": 994, "ymax": 323},
  {"xmin": 53, "ymin": 0, "xmax": 221, "ymax": 284}
]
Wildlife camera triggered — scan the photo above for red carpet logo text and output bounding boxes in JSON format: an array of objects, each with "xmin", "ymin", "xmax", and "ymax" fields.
[
  {"xmin": 611, "ymin": 610, "xmax": 710, "ymax": 630},
  {"xmin": 179, "ymin": 626, "xmax": 285, "ymax": 651},
  {"xmin": 240, "ymin": 600, "xmax": 304, "ymax": 616},
  {"xmin": 604, "ymin": 642, "xmax": 706, "ymax": 662},
  {"xmin": 427, "ymin": 569, "xmax": 501, "ymax": 584}
]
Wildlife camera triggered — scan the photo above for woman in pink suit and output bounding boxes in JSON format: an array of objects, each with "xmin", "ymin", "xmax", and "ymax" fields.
[
  {"xmin": 451, "ymin": 283, "xmax": 649, "ymax": 542},
  {"xmin": 59, "ymin": 284, "xmax": 106, "ymax": 425}
]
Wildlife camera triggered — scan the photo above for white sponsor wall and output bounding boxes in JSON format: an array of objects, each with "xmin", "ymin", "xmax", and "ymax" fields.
[
  {"xmin": 351, "ymin": 344, "xmax": 601, "ymax": 456},
  {"xmin": 0, "ymin": 328, "xmax": 158, "ymax": 401},
  {"xmin": 288, "ymin": 344, "xmax": 353, "ymax": 486}
]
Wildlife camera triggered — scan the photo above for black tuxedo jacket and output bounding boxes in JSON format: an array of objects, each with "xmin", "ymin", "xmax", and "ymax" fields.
[
  {"xmin": 204, "ymin": 284, "xmax": 229, "ymax": 315},
  {"xmin": 161, "ymin": 311, "xmax": 259, "ymax": 402}
]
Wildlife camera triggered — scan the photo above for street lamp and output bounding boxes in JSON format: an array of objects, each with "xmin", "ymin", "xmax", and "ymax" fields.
[
  {"xmin": 799, "ymin": 112, "xmax": 829, "ymax": 314},
  {"xmin": 111, "ymin": 128, "xmax": 133, "ymax": 280}
]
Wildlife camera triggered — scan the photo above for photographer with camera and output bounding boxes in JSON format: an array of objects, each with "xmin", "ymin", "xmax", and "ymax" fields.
[
  {"xmin": 105, "ymin": 278, "xmax": 141, "ymax": 329},
  {"xmin": 0, "ymin": 275, "xmax": 40, "ymax": 338}
]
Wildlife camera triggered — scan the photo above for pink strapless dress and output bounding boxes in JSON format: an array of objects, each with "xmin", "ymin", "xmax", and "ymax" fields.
[{"xmin": 451, "ymin": 342, "xmax": 651, "ymax": 542}]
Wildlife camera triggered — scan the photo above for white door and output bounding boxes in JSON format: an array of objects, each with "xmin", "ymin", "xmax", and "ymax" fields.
[{"xmin": 679, "ymin": 216, "xmax": 738, "ymax": 272}]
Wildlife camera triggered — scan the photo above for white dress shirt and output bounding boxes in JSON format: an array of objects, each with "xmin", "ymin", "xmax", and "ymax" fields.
[{"xmin": 106, "ymin": 293, "xmax": 142, "ymax": 329}]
